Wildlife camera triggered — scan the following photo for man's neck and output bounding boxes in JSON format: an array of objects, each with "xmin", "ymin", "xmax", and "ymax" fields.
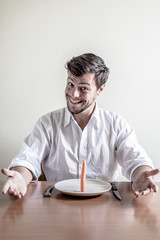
[{"xmin": 73, "ymin": 104, "xmax": 96, "ymax": 130}]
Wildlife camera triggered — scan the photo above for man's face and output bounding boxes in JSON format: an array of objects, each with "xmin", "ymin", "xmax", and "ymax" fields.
[{"xmin": 65, "ymin": 72, "xmax": 103, "ymax": 115}]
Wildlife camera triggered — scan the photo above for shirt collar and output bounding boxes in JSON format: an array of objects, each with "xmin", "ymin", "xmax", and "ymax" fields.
[
  {"xmin": 64, "ymin": 107, "xmax": 72, "ymax": 128},
  {"xmin": 64, "ymin": 104, "xmax": 100, "ymax": 129},
  {"xmin": 90, "ymin": 104, "xmax": 100, "ymax": 130}
]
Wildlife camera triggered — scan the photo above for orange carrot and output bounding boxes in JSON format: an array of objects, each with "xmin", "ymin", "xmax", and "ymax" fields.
[{"xmin": 81, "ymin": 159, "xmax": 86, "ymax": 192}]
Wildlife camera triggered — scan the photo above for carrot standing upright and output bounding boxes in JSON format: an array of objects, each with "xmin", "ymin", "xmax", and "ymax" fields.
[{"xmin": 81, "ymin": 159, "xmax": 86, "ymax": 192}]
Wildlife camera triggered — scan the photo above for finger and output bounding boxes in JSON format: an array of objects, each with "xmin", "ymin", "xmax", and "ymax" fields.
[
  {"xmin": 8, "ymin": 187, "xmax": 17, "ymax": 197},
  {"xmin": 150, "ymin": 182, "xmax": 159, "ymax": 192},
  {"xmin": 8, "ymin": 186, "xmax": 15, "ymax": 195},
  {"xmin": 12, "ymin": 190, "xmax": 17, "ymax": 197},
  {"xmin": 13, "ymin": 191, "xmax": 23, "ymax": 199},
  {"xmin": 135, "ymin": 189, "xmax": 150, "ymax": 197},
  {"xmin": 134, "ymin": 191, "xmax": 142, "ymax": 198},
  {"xmin": 14, "ymin": 191, "xmax": 22, "ymax": 199},
  {"xmin": 2, "ymin": 182, "xmax": 11, "ymax": 194},
  {"xmin": 9, "ymin": 188, "xmax": 21, "ymax": 198},
  {"xmin": 17, "ymin": 193, "xmax": 22, "ymax": 199},
  {"xmin": 1, "ymin": 168, "xmax": 14, "ymax": 178},
  {"xmin": 145, "ymin": 169, "xmax": 160, "ymax": 177},
  {"xmin": 9, "ymin": 185, "xmax": 24, "ymax": 198},
  {"xmin": 141, "ymin": 188, "xmax": 151, "ymax": 196}
]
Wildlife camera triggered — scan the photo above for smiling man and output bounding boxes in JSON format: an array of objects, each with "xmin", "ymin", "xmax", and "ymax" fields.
[
  {"xmin": 66, "ymin": 73, "xmax": 97, "ymax": 114},
  {"xmin": 65, "ymin": 72, "xmax": 105, "ymax": 130},
  {"xmin": 1, "ymin": 53, "xmax": 160, "ymax": 198}
]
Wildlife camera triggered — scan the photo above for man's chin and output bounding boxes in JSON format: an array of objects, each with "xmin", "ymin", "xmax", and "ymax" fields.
[
  {"xmin": 67, "ymin": 103, "xmax": 85, "ymax": 114},
  {"xmin": 67, "ymin": 102, "xmax": 93, "ymax": 115},
  {"xmin": 67, "ymin": 107, "xmax": 85, "ymax": 115}
]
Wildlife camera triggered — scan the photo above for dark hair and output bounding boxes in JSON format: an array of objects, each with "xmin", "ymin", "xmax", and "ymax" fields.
[{"xmin": 66, "ymin": 53, "xmax": 109, "ymax": 89}]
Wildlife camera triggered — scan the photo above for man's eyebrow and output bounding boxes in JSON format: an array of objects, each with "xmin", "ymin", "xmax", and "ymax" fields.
[
  {"xmin": 68, "ymin": 77, "xmax": 91, "ymax": 86},
  {"xmin": 79, "ymin": 82, "xmax": 91, "ymax": 86},
  {"xmin": 68, "ymin": 77, "xmax": 75, "ymax": 81}
]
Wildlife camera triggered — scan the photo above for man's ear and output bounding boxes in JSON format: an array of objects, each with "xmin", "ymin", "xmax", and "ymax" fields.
[{"xmin": 97, "ymin": 84, "xmax": 106, "ymax": 96}]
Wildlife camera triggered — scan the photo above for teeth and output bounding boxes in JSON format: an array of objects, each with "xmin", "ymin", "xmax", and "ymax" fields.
[{"xmin": 70, "ymin": 99, "xmax": 81, "ymax": 104}]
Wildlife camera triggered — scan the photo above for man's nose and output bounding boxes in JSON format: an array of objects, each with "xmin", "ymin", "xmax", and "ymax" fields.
[{"xmin": 72, "ymin": 88, "xmax": 80, "ymax": 98}]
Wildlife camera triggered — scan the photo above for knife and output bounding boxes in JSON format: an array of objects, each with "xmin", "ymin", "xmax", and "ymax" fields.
[
  {"xmin": 111, "ymin": 182, "xmax": 122, "ymax": 201},
  {"xmin": 43, "ymin": 184, "xmax": 54, "ymax": 197}
]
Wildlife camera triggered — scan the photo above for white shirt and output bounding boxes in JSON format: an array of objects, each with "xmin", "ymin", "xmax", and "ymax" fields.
[{"xmin": 9, "ymin": 105, "xmax": 154, "ymax": 181}]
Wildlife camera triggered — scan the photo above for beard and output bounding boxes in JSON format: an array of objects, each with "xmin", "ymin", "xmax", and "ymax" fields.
[
  {"xmin": 67, "ymin": 101, "xmax": 93, "ymax": 115},
  {"xmin": 66, "ymin": 93, "xmax": 95, "ymax": 115}
]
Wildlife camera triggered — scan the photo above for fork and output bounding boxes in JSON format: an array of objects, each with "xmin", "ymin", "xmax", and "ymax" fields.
[{"xmin": 43, "ymin": 184, "xmax": 54, "ymax": 197}]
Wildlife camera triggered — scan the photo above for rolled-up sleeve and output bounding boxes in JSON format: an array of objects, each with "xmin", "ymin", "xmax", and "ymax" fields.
[
  {"xmin": 115, "ymin": 115, "xmax": 154, "ymax": 180},
  {"xmin": 9, "ymin": 117, "xmax": 51, "ymax": 179}
]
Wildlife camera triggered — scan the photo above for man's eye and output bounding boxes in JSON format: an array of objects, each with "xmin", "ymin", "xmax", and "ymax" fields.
[
  {"xmin": 68, "ymin": 82, "xmax": 74, "ymax": 87},
  {"xmin": 81, "ymin": 87, "xmax": 89, "ymax": 92}
]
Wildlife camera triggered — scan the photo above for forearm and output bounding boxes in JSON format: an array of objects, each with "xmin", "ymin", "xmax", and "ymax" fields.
[{"xmin": 11, "ymin": 166, "xmax": 33, "ymax": 185}]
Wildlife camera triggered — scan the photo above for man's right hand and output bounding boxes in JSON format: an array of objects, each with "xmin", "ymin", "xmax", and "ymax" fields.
[{"xmin": 1, "ymin": 168, "xmax": 28, "ymax": 198}]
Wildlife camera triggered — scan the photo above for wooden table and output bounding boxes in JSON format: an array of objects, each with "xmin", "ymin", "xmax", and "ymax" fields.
[{"xmin": 0, "ymin": 181, "xmax": 160, "ymax": 240}]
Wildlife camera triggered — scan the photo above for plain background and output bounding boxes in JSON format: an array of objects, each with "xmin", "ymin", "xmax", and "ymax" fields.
[{"xmin": 0, "ymin": 0, "xmax": 160, "ymax": 181}]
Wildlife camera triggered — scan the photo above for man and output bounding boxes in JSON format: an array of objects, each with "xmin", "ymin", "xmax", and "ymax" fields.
[{"xmin": 1, "ymin": 53, "xmax": 159, "ymax": 198}]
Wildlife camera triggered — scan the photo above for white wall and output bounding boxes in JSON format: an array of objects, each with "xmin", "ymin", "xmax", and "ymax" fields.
[{"xmin": 1, "ymin": 0, "xmax": 160, "ymax": 180}]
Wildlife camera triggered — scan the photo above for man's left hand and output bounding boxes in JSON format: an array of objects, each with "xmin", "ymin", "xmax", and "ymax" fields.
[{"xmin": 131, "ymin": 167, "xmax": 160, "ymax": 197}]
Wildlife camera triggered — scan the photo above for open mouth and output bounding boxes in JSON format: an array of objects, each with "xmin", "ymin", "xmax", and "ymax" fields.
[{"xmin": 69, "ymin": 98, "xmax": 83, "ymax": 105}]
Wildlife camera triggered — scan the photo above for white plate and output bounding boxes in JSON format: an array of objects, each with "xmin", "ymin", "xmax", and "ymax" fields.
[{"xmin": 55, "ymin": 179, "xmax": 111, "ymax": 197}]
